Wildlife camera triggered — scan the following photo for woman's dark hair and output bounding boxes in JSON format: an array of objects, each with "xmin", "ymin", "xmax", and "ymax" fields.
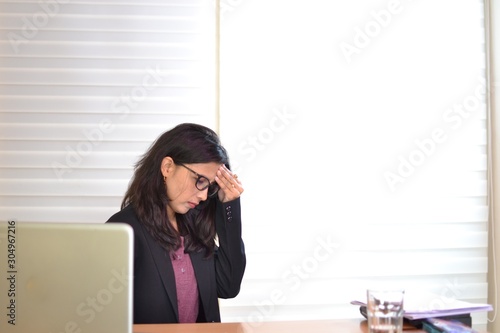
[{"xmin": 121, "ymin": 123, "xmax": 229, "ymax": 256}]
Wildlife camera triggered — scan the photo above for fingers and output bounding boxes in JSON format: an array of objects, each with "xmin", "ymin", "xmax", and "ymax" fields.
[
  {"xmin": 217, "ymin": 165, "xmax": 242, "ymax": 189},
  {"xmin": 216, "ymin": 165, "xmax": 244, "ymax": 201}
]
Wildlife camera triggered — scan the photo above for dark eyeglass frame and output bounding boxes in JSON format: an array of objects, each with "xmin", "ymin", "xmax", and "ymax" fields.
[{"xmin": 176, "ymin": 163, "xmax": 220, "ymax": 197}]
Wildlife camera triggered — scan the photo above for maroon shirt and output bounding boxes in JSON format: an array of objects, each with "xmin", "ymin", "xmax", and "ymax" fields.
[{"xmin": 171, "ymin": 237, "xmax": 199, "ymax": 323}]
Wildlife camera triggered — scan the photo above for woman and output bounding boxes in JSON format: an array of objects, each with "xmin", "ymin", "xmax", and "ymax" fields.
[{"xmin": 107, "ymin": 123, "xmax": 246, "ymax": 324}]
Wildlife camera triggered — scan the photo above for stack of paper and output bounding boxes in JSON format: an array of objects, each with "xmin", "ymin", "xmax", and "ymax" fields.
[{"xmin": 350, "ymin": 289, "xmax": 492, "ymax": 320}]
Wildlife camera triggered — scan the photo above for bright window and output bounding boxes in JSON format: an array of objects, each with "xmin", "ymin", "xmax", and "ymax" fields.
[{"xmin": 219, "ymin": 0, "xmax": 489, "ymax": 330}]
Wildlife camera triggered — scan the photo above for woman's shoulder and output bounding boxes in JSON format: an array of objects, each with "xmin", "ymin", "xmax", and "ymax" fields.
[{"xmin": 106, "ymin": 204, "xmax": 140, "ymax": 227}]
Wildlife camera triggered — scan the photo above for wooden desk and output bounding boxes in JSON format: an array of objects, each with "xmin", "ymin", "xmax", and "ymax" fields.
[{"xmin": 133, "ymin": 319, "xmax": 425, "ymax": 333}]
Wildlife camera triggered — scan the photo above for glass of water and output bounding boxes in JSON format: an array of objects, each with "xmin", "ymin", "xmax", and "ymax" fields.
[{"xmin": 367, "ymin": 289, "xmax": 405, "ymax": 333}]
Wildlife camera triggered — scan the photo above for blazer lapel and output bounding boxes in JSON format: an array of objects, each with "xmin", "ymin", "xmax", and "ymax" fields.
[
  {"xmin": 190, "ymin": 251, "xmax": 213, "ymax": 319},
  {"xmin": 139, "ymin": 225, "xmax": 179, "ymax": 321}
]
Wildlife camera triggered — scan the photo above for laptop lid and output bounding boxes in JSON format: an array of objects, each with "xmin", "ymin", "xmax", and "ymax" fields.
[{"xmin": 0, "ymin": 221, "xmax": 133, "ymax": 333}]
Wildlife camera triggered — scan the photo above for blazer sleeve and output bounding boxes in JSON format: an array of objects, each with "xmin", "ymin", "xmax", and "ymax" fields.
[{"xmin": 214, "ymin": 197, "xmax": 246, "ymax": 298}]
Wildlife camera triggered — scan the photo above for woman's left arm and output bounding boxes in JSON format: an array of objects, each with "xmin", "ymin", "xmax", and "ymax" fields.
[{"xmin": 214, "ymin": 197, "xmax": 246, "ymax": 298}]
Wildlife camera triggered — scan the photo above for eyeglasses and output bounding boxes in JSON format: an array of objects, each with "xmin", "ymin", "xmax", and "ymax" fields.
[{"xmin": 177, "ymin": 163, "xmax": 220, "ymax": 197}]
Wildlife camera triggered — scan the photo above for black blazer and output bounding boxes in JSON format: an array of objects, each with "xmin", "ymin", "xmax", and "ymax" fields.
[{"xmin": 106, "ymin": 198, "xmax": 246, "ymax": 324}]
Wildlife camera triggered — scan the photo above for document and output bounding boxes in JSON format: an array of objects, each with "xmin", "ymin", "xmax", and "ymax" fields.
[{"xmin": 350, "ymin": 289, "xmax": 493, "ymax": 320}]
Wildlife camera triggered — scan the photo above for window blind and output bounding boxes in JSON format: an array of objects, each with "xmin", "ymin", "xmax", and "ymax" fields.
[
  {"xmin": 219, "ymin": 0, "xmax": 490, "ymax": 331},
  {"xmin": 0, "ymin": 1, "xmax": 216, "ymax": 223}
]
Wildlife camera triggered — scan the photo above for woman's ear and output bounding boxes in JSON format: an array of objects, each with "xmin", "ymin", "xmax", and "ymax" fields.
[{"xmin": 161, "ymin": 156, "xmax": 174, "ymax": 177}]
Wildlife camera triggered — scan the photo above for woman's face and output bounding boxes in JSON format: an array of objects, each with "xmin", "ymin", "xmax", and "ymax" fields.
[{"xmin": 161, "ymin": 157, "xmax": 220, "ymax": 217}]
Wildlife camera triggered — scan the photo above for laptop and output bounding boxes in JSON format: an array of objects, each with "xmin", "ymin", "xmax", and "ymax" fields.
[{"xmin": 0, "ymin": 221, "xmax": 134, "ymax": 333}]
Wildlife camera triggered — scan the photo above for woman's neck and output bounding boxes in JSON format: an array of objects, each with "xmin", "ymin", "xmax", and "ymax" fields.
[{"xmin": 167, "ymin": 208, "xmax": 178, "ymax": 231}]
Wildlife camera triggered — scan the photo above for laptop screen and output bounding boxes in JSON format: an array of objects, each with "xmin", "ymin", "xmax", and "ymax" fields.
[{"xmin": 0, "ymin": 221, "xmax": 133, "ymax": 333}]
